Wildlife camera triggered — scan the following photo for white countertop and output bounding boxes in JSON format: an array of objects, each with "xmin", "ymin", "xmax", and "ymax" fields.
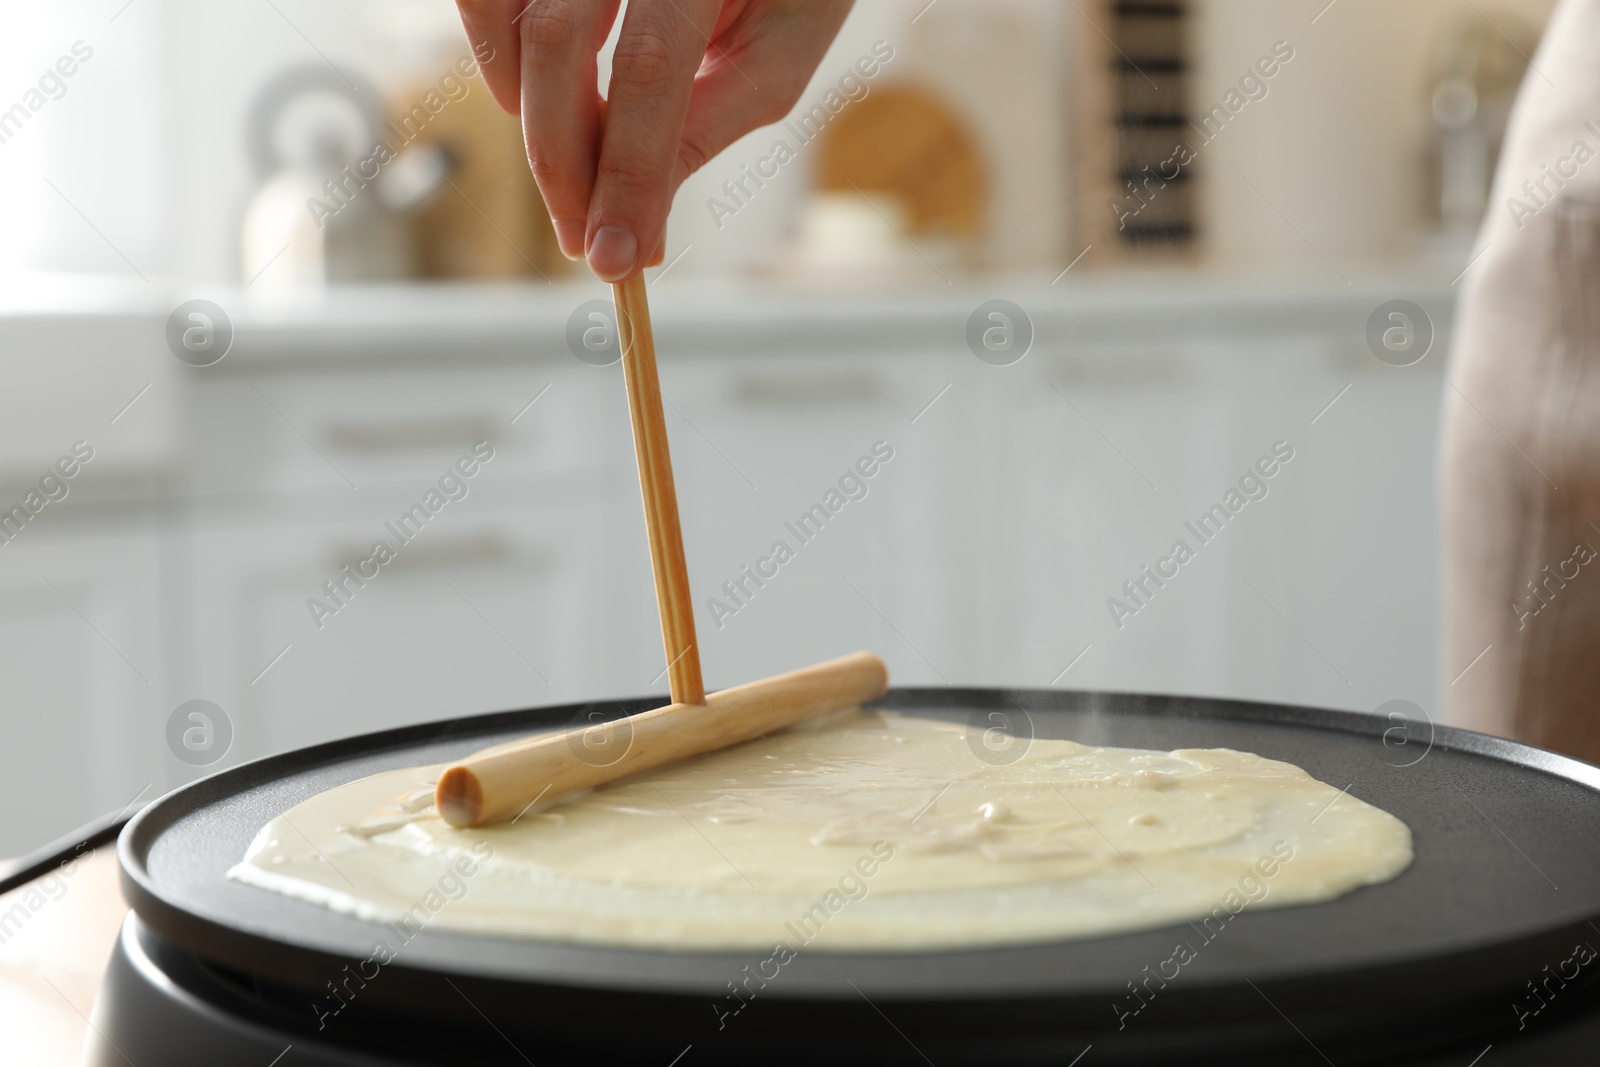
[{"xmin": 0, "ymin": 268, "xmax": 1459, "ymax": 363}]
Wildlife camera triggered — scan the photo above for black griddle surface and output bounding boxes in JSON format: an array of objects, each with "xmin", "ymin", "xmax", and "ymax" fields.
[{"xmin": 119, "ymin": 688, "xmax": 1600, "ymax": 1018}]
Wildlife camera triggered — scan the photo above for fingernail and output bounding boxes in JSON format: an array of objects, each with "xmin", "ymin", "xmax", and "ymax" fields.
[
  {"xmin": 587, "ymin": 225, "xmax": 638, "ymax": 281},
  {"xmin": 552, "ymin": 219, "xmax": 584, "ymax": 261}
]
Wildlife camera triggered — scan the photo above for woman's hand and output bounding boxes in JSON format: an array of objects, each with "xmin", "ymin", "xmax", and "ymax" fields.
[{"xmin": 456, "ymin": 0, "xmax": 854, "ymax": 280}]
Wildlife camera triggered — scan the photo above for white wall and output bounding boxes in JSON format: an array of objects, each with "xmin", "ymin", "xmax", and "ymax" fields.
[
  {"xmin": 1194, "ymin": 0, "xmax": 1558, "ymax": 272},
  {"xmin": 0, "ymin": 2, "xmax": 167, "ymax": 277}
]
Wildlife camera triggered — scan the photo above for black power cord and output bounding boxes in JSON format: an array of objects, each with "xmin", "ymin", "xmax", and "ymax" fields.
[{"xmin": 0, "ymin": 805, "xmax": 143, "ymax": 896}]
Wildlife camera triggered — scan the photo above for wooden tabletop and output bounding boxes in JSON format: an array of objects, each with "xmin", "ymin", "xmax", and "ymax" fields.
[{"xmin": 0, "ymin": 848, "xmax": 126, "ymax": 1065}]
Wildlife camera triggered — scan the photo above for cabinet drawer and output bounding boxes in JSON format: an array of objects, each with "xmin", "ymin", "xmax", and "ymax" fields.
[
  {"xmin": 186, "ymin": 363, "xmax": 619, "ymax": 498},
  {"xmin": 187, "ymin": 496, "xmax": 615, "ymax": 759}
]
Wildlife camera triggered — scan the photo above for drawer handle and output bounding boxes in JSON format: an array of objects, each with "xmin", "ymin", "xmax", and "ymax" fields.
[
  {"xmin": 323, "ymin": 417, "xmax": 497, "ymax": 452},
  {"xmin": 327, "ymin": 534, "xmax": 549, "ymax": 572},
  {"xmin": 730, "ymin": 373, "xmax": 889, "ymax": 406}
]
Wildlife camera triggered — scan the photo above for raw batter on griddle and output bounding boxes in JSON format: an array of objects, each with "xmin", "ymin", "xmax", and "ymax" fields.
[{"xmin": 229, "ymin": 711, "xmax": 1412, "ymax": 951}]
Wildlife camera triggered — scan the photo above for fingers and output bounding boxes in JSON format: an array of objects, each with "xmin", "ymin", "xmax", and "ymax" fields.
[
  {"xmin": 519, "ymin": 0, "xmax": 622, "ymax": 260},
  {"xmin": 586, "ymin": 0, "xmax": 722, "ymax": 281},
  {"xmin": 674, "ymin": 1, "xmax": 855, "ymax": 189},
  {"xmin": 455, "ymin": 0, "xmax": 524, "ymax": 115},
  {"xmin": 466, "ymin": 0, "xmax": 853, "ymax": 280}
]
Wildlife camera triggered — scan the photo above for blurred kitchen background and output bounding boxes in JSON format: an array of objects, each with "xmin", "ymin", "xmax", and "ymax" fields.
[{"xmin": 0, "ymin": 0, "xmax": 1556, "ymax": 855}]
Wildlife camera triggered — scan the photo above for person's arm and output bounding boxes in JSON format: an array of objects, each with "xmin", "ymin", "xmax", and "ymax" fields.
[
  {"xmin": 1441, "ymin": 0, "xmax": 1600, "ymax": 760},
  {"xmin": 456, "ymin": 0, "xmax": 854, "ymax": 280}
]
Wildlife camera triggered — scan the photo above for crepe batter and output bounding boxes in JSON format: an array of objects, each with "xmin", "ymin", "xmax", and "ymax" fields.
[{"xmin": 229, "ymin": 711, "xmax": 1413, "ymax": 951}]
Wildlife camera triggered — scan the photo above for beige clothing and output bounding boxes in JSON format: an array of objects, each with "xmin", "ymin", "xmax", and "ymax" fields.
[{"xmin": 1443, "ymin": 0, "xmax": 1600, "ymax": 759}]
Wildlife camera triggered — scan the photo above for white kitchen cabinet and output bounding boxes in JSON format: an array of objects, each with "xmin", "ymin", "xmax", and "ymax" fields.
[
  {"xmin": 652, "ymin": 346, "xmax": 955, "ymax": 691},
  {"xmin": 946, "ymin": 336, "xmax": 1229, "ymax": 694},
  {"xmin": 0, "ymin": 514, "xmax": 165, "ymax": 857},
  {"xmin": 181, "ymin": 491, "xmax": 613, "ymax": 763},
  {"xmin": 182, "ymin": 362, "xmax": 612, "ymax": 502}
]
